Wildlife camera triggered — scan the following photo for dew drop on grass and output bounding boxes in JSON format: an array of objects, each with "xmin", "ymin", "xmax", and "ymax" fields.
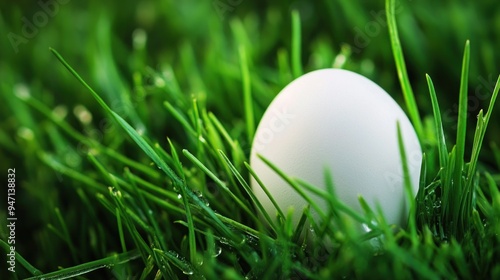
[
  {"xmin": 212, "ymin": 246, "xmax": 222, "ymax": 258},
  {"xmin": 195, "ymin": 255, "xmax": 204, "ymax": 266},
  {"xmin": 194, "ymin": 190, "xmax": 210, "ymax": 206},
  {"xmin": 177, "ymin": 194, "xmax": 182, "ymax": 199},
  {"xmin": 219, "ymin": 237, "xmax": 230, "ymax": 245},
  {"xmin": 433, "ymin": 200, "xmax": 442, "ymax": 210}
]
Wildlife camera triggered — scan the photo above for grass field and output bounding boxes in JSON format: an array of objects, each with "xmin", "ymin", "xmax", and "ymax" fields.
[{"xmin": 1, "ymin": 0, "xmax": 499, "ymax": 279}]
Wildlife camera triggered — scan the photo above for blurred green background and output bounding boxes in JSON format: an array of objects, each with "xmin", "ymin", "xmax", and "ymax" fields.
[{"xmin": 1, "ymin": 0, "xmax": 499, "ymax": 278}]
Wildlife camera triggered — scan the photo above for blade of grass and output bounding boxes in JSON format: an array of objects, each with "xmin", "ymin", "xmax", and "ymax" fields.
[
  {"xmin": 218, "ymin": 150, "xmax": 277, "ymax": 230},
  {"xmin": 426, "ymin": 74, "xmax": 448, "ymax": 168},
  {"xmin": 54, "ymin": 207, "xmax": 78, "ymax": 262},
  {"xmin": 239, "ymin": 44, "xmax": 255, "ymax": 143},
  {"xmin": 452, "ymin": 40, "xmax": 470, "ymax": 238},
  {"xmin": 291, "ymin": 10, "xmax": 303, "ymax": 78},
  {"xmin": 38, "ymin": 152, "xmax": 105, "ymax": 192},
  {"xmin": 164, "ymin": 101, "xmax": 197, "ymax": 137},
  {"xmin": 467, "ymin": 75, "xmax": 499, "ymax": 184},
  {"xmin": 245, "ymin": 161, "xmax": 286, "ymax": 220},
  {"xmin": 454, "ymin": 40, "xmax": 470, "ymax": 182},
  {"xmin": 182, "ymin": 149, "xmax": 256, "ymax": 221},
  {"xmin": 24, "ymin": 250, "xmax": 141, "ymax": 280},
  {"xmin": 396, "ymin": 122, "xmax": 418, "ymax": 246},
  {"xmin": 0, "ymin": 239, "xmax": 43, "ymax": 276},
  {"xmin": 386, "ymin": 0, "xmax": 424, "ymax": 140},
  {"xmin": 257, "ymin": 154, "xmax": 327, "ymax": 221}
]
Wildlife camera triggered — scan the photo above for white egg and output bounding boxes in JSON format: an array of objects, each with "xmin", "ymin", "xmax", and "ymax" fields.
[{"xmin": 250, "ymin": 68, "xmax": 422, "ymax": 231}]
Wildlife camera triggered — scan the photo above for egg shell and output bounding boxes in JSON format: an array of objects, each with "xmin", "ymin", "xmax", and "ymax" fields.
[{"xmin": 250, "ymin": 68, "xmax": 422, "ymax": 230}]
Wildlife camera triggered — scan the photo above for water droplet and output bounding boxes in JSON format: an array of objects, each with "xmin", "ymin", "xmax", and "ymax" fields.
[
  {"xmin": 219, "ymin": 237, "xmax": 230, "ymax": 245},
  {"xmin": 193, "ymin": 190, "xmax": 210, "ymax": 206},
  {"xmin": 433, "ymin": 200, "xmax": 442, "ymax": 210},
  {"xmin": 212, "ymin": 246, "xmax": 222, "ymax": 258},
  {"xmin": 177, "ymin": 194, "xmax": 182, "ymax": 199},
  {"xmin": 195, "ymin": 255, "xmax": 204, "ymax": 266},
  {"xmin": 171, "ymin": 251, "xmax": 179, "ymax": 258}
]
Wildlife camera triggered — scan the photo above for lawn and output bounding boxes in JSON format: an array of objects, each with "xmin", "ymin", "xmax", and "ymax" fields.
[{"xmin": 1, "ymin": 0, "xmax": 499, "ymax": 279}]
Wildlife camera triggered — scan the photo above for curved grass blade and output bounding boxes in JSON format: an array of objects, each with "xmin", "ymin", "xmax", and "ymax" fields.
[
  {"xmin": 24, "ymin": 250, "xmax": 141, "ymax": 280},
  {"xmin": 0, "ymin": 239, "xmax": 43, "ymax": 276},
  {"xmin": 467, "ymin": 75, "xmax": 499, "ymax": 185},
  {"xmin": 386, "ymin": 0, "xmax": 424, "ymax": 140}
]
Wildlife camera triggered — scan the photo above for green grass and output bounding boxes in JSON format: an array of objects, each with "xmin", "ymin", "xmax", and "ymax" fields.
[{"xmin": 1, "ymin": 0, "xmax": 500, "ymax": 279}]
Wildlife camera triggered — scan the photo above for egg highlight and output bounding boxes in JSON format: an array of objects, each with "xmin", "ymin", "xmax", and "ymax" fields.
[{"xmin": 250, "ymin": 69, "xmax": 422, "ymax": 231}]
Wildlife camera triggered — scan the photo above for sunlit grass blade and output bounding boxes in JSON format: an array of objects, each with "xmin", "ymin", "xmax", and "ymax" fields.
[
  {"xmin": 467, "ymin": 75, "xmax": 499, "ymax": 184},
  {"xmin": 426, "ymin": 74, "xmax": 448, "ymax": 168},
  {"xmin": 453, "ymin": 41, "xmax": 471, "ymax": 238},
  {"xmin": 386, "ymin": 0, "xmax": 424, "ymax": 140},
  {"xmin": 454, "ymin": 40, "xmax": 470, "ymax": 182},
  {"xmin": 24, "ymin": 250, "xmax": 141, "ymax": 280}
]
